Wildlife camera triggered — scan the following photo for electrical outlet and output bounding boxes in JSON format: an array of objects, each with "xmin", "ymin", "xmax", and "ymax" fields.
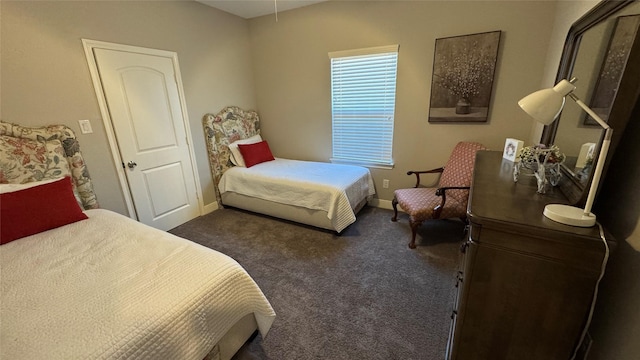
[{"xmin": 383, "ymin": 179, "xmax": 389, "ymax": 188}]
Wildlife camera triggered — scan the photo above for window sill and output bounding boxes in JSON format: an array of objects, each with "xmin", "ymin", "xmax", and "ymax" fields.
[{"xmin": 330, "ymin": 158, "xmax": 394, "ymax": 170}]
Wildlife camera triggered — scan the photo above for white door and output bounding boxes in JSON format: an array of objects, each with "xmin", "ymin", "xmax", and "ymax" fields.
[{"xmin": 93, "ymin": 48, "xmax": 200, "ymax": 231}]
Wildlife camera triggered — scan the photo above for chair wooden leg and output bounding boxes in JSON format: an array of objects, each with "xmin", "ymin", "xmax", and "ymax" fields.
[
  {"xmin": 391, "ymin": 196, "xmax": 399, "ymax": 222},
  {"xmin": 409, "ymin": 220, "xmax": 421, "ymax": 249}
]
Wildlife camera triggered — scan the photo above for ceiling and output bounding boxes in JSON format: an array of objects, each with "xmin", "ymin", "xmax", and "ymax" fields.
[{"xmin": 196, "ymin": 0, "xmax": 328, "ymax": 19}]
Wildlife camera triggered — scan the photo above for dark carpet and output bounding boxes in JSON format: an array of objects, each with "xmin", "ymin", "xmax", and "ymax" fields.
[{"xmin": 169, "ymin": 206, "xmax": 464, "ymax": 360}]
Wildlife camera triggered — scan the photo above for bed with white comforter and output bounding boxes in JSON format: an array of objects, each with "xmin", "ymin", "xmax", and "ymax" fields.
[
  {"xmin": 219, "ymin": 158, "xmax": 374, "ymax": 233},
  {"xmin": 203, "ymin": 107, "xmax": 375, "ymax": 233},
  {"xmin": 0, "ymin": 209, "xmax": 275, "ymax": 359},
  {"xmin": 0, "ymin": 121, "xmax": 275, "ymax": 360}
]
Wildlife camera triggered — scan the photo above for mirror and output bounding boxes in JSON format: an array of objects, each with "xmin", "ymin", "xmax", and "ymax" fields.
[{"xmin": 542, "ymin": 0, "xmax": 640, "ymax": 205}]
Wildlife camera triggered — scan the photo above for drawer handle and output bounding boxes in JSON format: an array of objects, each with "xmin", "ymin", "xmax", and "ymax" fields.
[{"xmin": 454, "ymin": 272, "xmax": 464, "ymax": 287}]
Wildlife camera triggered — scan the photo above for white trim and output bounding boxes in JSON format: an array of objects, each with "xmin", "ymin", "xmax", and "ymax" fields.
[
  {"xmin": 369, "ymin": 198, "xmax": 402, "ymax": 212},
  {"xmin": 203, "ymin": 201, "xmax": 219, "ymax": 215},
  {"xmin": 170, "ymin": 52, "xmax": 206, "ymax": 217},
  {"xmin": 81, "ymin": 39, "xmax": 204, "ymax": 220},
  {"xmin": 328, "ymin": 44, "xmax": 399, "ymax": 59},
  {"xmin": 330, "ymin": 158, "xmax": 394, "ymax": 170},
  {"xmin": 82, "ymin": 39, "xmax": 136, "ymax": 219}
]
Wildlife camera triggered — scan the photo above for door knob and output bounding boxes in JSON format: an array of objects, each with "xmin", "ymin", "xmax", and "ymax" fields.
[{"xmin": 127, "ymin": 161, "xmax": 137, "ymax": 169}]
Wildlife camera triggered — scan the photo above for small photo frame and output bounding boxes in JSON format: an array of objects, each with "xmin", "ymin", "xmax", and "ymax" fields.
[
  {"xmin": 576, "ymin": 142, "xmax": 596, "ymax": 169},
  {"xmin": 503, "ymin": 138, "xmax": 524, "ymax": 162}
]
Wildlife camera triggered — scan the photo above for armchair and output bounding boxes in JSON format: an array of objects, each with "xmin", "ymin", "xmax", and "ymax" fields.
[{"xmin": 392, "ymin": 142, "xmax": 487, "ymax": 249}]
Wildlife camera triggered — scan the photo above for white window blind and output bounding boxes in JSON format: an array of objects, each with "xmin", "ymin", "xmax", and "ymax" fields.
[{"xmin": 329, "ymin": 45, "xmax": 398, "ymax": 168}]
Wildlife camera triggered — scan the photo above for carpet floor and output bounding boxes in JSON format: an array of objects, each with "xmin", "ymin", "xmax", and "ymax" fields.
[{"xmin": 169, "ymin": 206, "xmax": 465, "ymax": 360}]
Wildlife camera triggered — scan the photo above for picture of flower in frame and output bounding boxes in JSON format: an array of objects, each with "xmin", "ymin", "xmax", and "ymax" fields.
[
  {"xmin": 428, "ymin": 31, "xmax": 501, "ymax": 123},
  {"xmin": 584, "ymin": 14, "xmax": 640, "ymax": 126}
]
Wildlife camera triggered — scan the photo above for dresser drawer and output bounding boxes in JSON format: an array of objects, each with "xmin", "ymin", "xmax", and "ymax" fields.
[
  {"xmin": 469, "ymin": 221, "xmax": 605, "ymax": 274},
  {"xmin": 447, "ymin": 237, "xmax": 477, "ymax": 360}
]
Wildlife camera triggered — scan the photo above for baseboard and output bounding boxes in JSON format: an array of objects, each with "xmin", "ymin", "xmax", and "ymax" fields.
[
  {"xmin": 368, "ymin": 198, "xmax": 404, "ymax": 213},
  {"xmin": 203, "ymin": 201, "xmax": 219, "ymax": 215}
]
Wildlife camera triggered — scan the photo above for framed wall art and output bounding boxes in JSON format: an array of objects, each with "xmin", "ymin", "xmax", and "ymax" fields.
[
  {"xmin": 584, "ymin": 14, "xmax": 640, "ymax": 126},
  {"xmin": 428, "ymin": 30, "xmax": 501, "ymax": 123}
]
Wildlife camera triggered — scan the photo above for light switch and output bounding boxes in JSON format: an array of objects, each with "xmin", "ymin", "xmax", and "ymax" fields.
[{"xmin": 78, "ymin": 119, "xmax": 93, "ymax": 134}]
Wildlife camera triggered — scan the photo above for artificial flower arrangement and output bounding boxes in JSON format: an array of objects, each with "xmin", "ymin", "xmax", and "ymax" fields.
[
  {"xmin": 518, "ymin": 144, "xmax": 566, "ymax": 166},
  {"xmin": 514, "ymin": 144, "xmax": 566, "ymax": 194}
]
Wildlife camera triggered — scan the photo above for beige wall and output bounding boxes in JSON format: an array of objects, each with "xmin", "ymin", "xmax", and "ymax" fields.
[
  {"xmin": 248, "ymin": 0, "xmax": 559, "ymax": 204},
  {"xmin": 541, "ymin": 0, "xmax": 600, "ymax": 86},
  {"xmin": 528, "ymin": 0, "xmax": 600, "ymax": 144},
  {"xmin": 1, "ymin": 0, "xmax": 256, "ymax": 213}
]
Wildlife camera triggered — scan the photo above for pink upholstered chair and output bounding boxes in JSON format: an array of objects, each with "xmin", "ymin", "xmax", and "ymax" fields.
[{"xmin": 392, "ymin": 142, "xmax": 487, "ymax": 249}]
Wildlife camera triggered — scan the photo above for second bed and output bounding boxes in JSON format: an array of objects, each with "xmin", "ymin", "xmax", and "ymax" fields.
[{"xmin": 203, "ymin": 106, "xmax": 375, "ymax": 233}]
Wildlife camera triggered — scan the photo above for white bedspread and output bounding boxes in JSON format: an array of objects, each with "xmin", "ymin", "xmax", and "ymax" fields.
[
  {"xmin": 0, "ymin": 209, "xmax": 275, "ymax": 360},
  {"xmin": 218, "ymin": 158, "xmax": 375, "ymax": 232}
]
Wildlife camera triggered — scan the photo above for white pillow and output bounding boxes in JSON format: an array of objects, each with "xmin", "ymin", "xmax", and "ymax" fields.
[
  {"xmin": 0, "ymin": 177, "xmax": 64, "ymax": 194},
  {"xmin": 228, "ymin": 134, "xmax": 262, "ymax": 167}
]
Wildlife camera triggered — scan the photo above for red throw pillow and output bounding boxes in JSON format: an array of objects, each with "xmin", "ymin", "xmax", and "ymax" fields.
[
  {"xmin": 1, "ymin": 176, "xmax": 88, "ymax": 245},
  {"xmin": 238, "ymin": 140, "xmax": 275, "ymax": 168}
]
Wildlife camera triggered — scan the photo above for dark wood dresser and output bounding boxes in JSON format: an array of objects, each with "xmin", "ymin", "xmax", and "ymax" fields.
[{"xmin": 446, "ymin": 151, "xmax": 614, "ymax": 360}]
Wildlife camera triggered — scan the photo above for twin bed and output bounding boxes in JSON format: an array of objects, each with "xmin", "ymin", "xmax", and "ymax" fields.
[
  {"xmin": 203, "ymin": 106, "xmax": 375, "ymax": 233},
  {"xmin": 1, "ymin": 106, "xmax": 373, "ymax": 359},
  {"xmin": 0, "ymin": 121, "xmax": 275, "ymax": 360}
]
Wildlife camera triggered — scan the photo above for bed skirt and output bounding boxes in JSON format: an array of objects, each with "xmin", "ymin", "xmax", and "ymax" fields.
[
  {"xmin": 204, "ymin": 313, "xmax": 258, "ymax": 360},
  {"xmin": 221, "ymin": 192, "xmax": 368, "ymax": 233}
]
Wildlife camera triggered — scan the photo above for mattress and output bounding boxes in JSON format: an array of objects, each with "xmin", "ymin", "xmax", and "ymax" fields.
[
  {"xmin": 0, "ymin": 209, "xmax": 276, "ymax": 360},
  {"xmin": 218, "ymin": 158, "xmax": 375, "ymax": 232}
]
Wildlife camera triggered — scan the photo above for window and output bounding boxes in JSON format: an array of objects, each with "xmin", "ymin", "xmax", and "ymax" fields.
[{"xmin": 329, "ymin": 45, "xmax": 398, "ymax": 168}]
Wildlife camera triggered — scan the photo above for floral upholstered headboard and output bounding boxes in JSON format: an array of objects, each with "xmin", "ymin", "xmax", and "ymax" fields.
[
  {"xmin": 202, "ymin": 106, "xmax": 260, "ymax": 206},
  {"xmin": 0, "ymin": 121, "xmax": 99, "ymax": 210}
]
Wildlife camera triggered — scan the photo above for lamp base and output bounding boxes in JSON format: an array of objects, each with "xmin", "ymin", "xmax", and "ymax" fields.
[{"xmin": 543, "ymin": 204, "xmax": 596, "ymax": 227}]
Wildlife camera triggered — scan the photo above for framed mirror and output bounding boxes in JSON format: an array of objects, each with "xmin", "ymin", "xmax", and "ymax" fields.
[{"xmin": 542, "ymin": 0, "xmax": 640, "ymax": 205}]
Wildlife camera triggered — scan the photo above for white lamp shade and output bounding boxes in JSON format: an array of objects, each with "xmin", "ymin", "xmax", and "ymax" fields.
[
  {"xmin": 518, "ymin": 79, "xmax": 576, "ymax": 125},
  {"xmin": 518, "ymin": 89, "xmax": 565, "ymax": 125}
]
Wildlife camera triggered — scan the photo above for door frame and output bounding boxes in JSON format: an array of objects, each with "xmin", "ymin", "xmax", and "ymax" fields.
[{"xmin": 82, "ymin": 39, "xmax": 204, "ymax": 220}]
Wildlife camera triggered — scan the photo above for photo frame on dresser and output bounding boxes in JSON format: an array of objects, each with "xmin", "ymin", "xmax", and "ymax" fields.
[{"xmin": 502, "ymin": 138, "xmax": 524, "ymax": 162}]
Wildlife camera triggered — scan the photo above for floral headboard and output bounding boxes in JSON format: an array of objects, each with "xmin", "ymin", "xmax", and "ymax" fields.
[
  {"xmin": 0, "ymin": 121, "xmax": 99, "ymax": 210},
  {"xmin": 202, "ymin": 106, "xmax": 260, "ymax": 206}
]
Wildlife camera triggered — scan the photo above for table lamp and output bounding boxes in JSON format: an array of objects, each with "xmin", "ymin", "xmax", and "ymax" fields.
[{"xmin": 518, "ymin": 78, "xmax": 612, "ymax": 227}]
